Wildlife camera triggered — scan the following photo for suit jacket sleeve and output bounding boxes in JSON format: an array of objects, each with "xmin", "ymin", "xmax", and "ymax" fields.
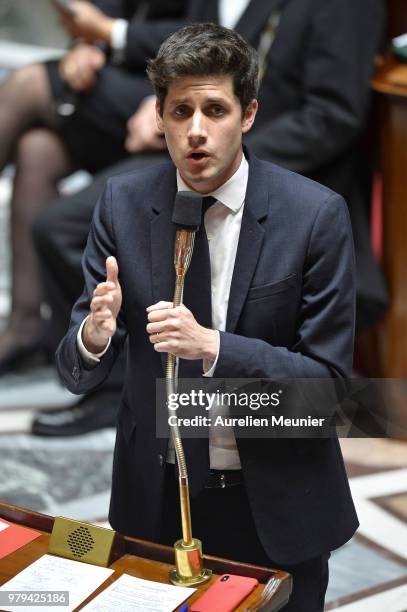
[
  {"xmin": 91, "ymin": 1, "xmax": 187, "ymax": 70},
  {"xmin": 215, "ymin": 193, "xmax": 356, "ymax": 380},
  {"xmin": 244, "ymin": 0, "xmax": 385, "ymax": 175},
  {"xmin": 123, "ymin": 18, "xmax": 187, "ymax": 70},
  {"xmin": 55, "ymin": 180, "xmax": 128, "ymax": 395},
  {"xmin": 91, "ymin": 0, "xmax": 129, "ymax": 18},
  {"xmin": 121, "ymin": 0, "xmax": 188, "ymax": 71}
]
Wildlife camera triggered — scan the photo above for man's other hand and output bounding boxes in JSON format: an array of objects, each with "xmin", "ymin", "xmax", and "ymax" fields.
[
  {"xmin": 59, "ymin": 44, "xmax": 106, "ymax": 92},
  {"xmin": 83, "ymin": 256, "xmax": 122, "ymax": 353},
  {"xmin": 125, "ymin": 97, "xmax": 167, "ymax": 153},
  {"xmin": 56, "ymin": 1, "xmax": 114, "ymax": 44},
  {"xmin": 146, "ymin": 302, "xmax": 218, "ymax": 361}
]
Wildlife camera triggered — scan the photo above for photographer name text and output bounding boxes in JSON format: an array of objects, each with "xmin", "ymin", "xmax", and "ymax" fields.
[{"xmin": 168, "ymin": 415, "xmax": 326, "ymax": 428}]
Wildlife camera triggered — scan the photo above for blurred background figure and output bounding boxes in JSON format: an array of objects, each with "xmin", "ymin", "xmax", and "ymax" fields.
[
  {"xmin": 0, "ymin": 0, "xmax": 186, "ymax": 374},
  {"xmin": 31, "ymin": 0, "xmax": 386, "ymax": 435}
]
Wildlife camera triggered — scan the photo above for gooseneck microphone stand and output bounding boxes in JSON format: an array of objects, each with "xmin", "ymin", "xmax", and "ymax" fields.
[{"xmin": 167, "ymin": 192, "xmax": 212, "ymax": 586}]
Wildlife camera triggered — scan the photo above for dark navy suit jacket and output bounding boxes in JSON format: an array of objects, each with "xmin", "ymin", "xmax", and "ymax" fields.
[{"xmin": 56, "ymin": 152, "xmax": 359, "ymax": 564}]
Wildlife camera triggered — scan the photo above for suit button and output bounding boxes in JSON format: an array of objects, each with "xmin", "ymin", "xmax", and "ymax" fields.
[{"xmin": 158, "ymin": 454, "xmax": 165, "ymax": 468}]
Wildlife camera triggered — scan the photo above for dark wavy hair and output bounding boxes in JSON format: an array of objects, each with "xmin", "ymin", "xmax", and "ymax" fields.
[{"xmin": 147, "ymin": 22, "xmax": 259, "ymax": 114}]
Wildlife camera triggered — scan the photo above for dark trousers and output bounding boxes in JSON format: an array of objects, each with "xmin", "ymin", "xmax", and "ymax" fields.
[{"xmin": 158, "ymin": 465, "xmax": 330, "ymax": 612}]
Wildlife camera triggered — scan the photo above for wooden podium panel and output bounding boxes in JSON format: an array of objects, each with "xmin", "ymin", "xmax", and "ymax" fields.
[
  {"xmin": 0, "ymin": 503, "xmax": 291, "ymax": 611},
  {"xmin": 371, "ymin": 56, "xmax": 407, "ymax": 378}
]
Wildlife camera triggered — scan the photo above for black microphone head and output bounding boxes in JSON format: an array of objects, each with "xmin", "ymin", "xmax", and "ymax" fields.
[{"xmin": 172, "ymin": 191, "xmax": 203, "ymax": 229}]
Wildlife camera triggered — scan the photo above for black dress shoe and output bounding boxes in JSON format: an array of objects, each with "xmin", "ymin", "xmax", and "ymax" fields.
[
  {"xmin": 31, "ymin": 391, "xmax": 119, "ymax": 436},
  {"xmin": 0, "ymin": 341, "xmax": 52, "ymax": 376}
]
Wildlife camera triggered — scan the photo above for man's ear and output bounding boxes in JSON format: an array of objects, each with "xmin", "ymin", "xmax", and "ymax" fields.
[
  {"xmin": 241, "ymin": 99, "xmax": 258, "ymax": 134},
  {"xmin": 156, "ymin": 99, "xmax": 164, "ymax": 132}
]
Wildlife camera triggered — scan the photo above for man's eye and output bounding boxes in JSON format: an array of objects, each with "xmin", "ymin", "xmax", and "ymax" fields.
[
  {"xmin": 174, "ymin": 106, "xmax": 189, "ymax": 117},
  {"xmin": 211, "ymin": 106, "xmax": 225, "ymax": 116}
]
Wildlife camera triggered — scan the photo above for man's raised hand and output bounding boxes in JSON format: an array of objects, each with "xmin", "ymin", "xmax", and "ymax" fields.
[{"xmin": 83, "ymin": 256, "xmax": 122, "ymax": 353}]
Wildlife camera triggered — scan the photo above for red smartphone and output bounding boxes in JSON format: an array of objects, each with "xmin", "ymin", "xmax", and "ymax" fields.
[{"xmin": 190, "ymin": 574, "xmax": 259, "ymax": 612}]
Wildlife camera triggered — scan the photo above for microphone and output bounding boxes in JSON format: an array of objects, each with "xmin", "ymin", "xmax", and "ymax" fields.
[
  {"xmin": 172, "ymin": 190, "xmax": 203, "ymax": 230},
  {"xmin": 165, "ymin": 191, "xmax": 212, "ymax": 587},
  {"xmin": 172, "ymin": 191, "xmax": 203, "ymax": 281}
]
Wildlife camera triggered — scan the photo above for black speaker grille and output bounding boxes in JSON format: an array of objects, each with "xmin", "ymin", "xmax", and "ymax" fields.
[{"xmin": 67, "ymin": 526, "xmax": 95, "ymax": 558}]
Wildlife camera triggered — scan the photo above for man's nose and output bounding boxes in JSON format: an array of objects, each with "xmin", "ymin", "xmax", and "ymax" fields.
[{"xmin": 187, "ymin": 111, "xmax": 207, "ymax": 144}]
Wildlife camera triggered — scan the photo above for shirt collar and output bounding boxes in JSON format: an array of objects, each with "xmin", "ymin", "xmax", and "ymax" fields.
[{"xmin": 176, "ymin": 152, "xmax": 249, "ymax": 213}]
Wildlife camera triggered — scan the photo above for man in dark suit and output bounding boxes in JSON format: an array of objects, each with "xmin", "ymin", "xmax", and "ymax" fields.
[
  {"xmin": 56, "ymin": 24, "xmax": 358, "ymax": 611},
  {"xmin": 33, "ymin": 0, "xmax": 385, "ymax": 436}
]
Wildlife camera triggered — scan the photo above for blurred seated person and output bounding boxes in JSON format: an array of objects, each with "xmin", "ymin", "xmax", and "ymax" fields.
[
  {"xmin": 0, "ymin": 0, "xmax": 186, "ymax": 373},
  {"xmin": 31, "ymin": 0, "xmax": 386, "ymax": 436}
]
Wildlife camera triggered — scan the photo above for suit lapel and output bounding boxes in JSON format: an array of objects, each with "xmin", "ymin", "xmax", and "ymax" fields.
[
  {"xmin": 226, "ymin": 154, "xmax": 270, "ymax": 333},
  {"xmin": 234, "ymin": 0, "xmax": 284, "ymax": 43},
  {"xmin": 150, "ymin": 168, "xmax": 178, "ymax": 371}
]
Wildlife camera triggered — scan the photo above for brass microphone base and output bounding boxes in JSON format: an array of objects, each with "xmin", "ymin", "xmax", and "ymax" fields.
[{"xmin": 169, "ymin": 538, "xmax": 212, "ymax": 586}]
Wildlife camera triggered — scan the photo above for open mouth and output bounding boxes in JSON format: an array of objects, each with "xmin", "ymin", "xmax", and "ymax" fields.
[{"xmin": 188, "ymin": 152, "xmax": 209, "ymax": 161}]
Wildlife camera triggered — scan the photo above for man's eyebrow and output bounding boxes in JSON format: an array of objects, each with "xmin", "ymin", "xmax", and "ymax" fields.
[
  {"xmin": 168, "ymin": 97, "xmax": 190, "ymax": 107},
  {"xmin": 203, "ymin": 96, "xmax": 229, "ymax": 105},
  {"xmin": 168, "ymin": 96, "xmax": 230, "ymax": 107}
]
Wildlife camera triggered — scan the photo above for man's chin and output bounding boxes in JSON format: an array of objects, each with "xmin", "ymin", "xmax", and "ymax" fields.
[{"xmin": 180, "ymin": 169, "xmax": 214, "ymax": 191}]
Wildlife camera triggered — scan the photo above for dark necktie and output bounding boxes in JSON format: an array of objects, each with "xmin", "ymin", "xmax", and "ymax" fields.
[
  {"xmin": 177, "ymin": 196, "xmax": 216, "ymax": 495},
  {"xmin": 181, "ymin": 196, "xmax": 215, "ymax": 334}
]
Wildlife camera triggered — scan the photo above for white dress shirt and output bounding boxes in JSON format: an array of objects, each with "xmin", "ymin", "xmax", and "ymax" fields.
[
  {"xmin": 110, "ymin": 19, "xmax": 128, "ymax": 64},
  {"xmin": 219, "ymin": 0, "xmax": 251, "ymax": 29}
]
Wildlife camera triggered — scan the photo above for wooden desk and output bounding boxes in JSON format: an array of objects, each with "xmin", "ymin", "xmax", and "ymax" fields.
[
  {"xmin": 0, "ymin": 503, "xmax": 291, "ymax": 611},
  {"xmin": 371, "ymin": 57, "xmax": 407, "ymax": 377}
]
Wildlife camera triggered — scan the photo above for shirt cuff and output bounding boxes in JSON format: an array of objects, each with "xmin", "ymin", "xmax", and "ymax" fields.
[
  {"xmin": 203, "ymin": 330, "xmax": 220, "ymax": 377},
  {"xmin": 110, "ymin": 19, "xmax": 128, "ymax": 63},
  {"xmin": 77, "ymin": 316, "xmax": 111, "ymax": 366}
]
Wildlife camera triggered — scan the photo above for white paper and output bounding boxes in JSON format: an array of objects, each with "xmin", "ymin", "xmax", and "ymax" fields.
[
  {"xmin": 81, "ymin": 573, "xmax": 195, "ymax": 612},
  {"xmin": 0, "ymin": 520, "xmax": 10, "ymax": 532},
  {"xmin": 0, "ymin": 554, "xmax": 114, "ymax": 612}
]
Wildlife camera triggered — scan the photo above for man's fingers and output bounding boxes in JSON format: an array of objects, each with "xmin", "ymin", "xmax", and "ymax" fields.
[
  {"xmin": 126, "ymin": 114, "xmax": 137, "ymax": 130},
  {"xmin": 147, "ymin": 304, "xmax": 188, "ymax": 323},
  {"xmin": 75, "ymin": 66, "xmax": 96, "ymax": 90},
  {"xmin": 92, "ymin": 309, "xmax": 112, "ymax": 322},
  {"xmin": 146, "ymin": 319, "xmax": 179, "ymax": 335},
  {"xmin": 91, "ymin": 295, "xmax": 113, "ymax": 311},
  {"xmin": 146, "ymin": 301, "xmax": 173, "ymax": 313},
  {"xmin": 93, "ymin": 282, "xmax": 116, "ymax": 296},
  {"xmin": 146, "ymin": 321, "xmax": 166, "ymax": 335},
  {"xmin": 106, "ymin": 256, "xmax": 119, "ymax": 284},
  {"xmin": 91, "ymin": 51, "xmax": 106, "ymax": 70},
  {"xmin": 99, "ymin": 320, "xmax": 116, "ymax": 335},
  {"xmin": 153, "ymin": 340, "xmax": 180, "ymax": 354},
  {"xmin": 125, "ymin": 135, "xmax": 142, "ymax": 154},
  {"xmin": 152, "ymin": 133, "xmax": 167, "ymax": 150},
  {"xmin": 147, "ymin": 309, "xmax": 176, "ymax": 324}
]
